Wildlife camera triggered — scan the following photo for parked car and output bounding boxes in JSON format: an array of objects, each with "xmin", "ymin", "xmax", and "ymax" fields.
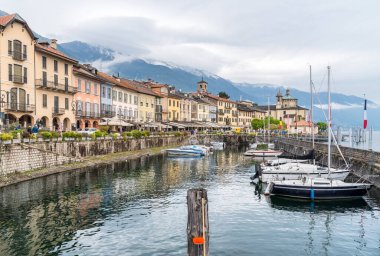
[{"xmin": 77, "ymin": 128, "xmax": 98, "ymax": 135}]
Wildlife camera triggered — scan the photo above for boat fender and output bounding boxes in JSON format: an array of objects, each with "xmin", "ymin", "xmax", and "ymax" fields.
[
  {"xmin": 310, "ymin": 189, "xmax": 315, "ymax": 200},
  {"xmin": 264, "ymin": 182, "xmax": 273, "ymax": 196}
]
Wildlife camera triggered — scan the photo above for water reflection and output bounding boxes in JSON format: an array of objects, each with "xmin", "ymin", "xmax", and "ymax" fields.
[{"xmin": 0, "ymin": 147, "xmax": 378, "ymax": 256}]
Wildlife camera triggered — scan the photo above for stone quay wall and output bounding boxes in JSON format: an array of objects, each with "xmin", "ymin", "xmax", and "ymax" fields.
[{"xmin": 0, "ymin": 135, "xmax": 188, "ymax": 176}]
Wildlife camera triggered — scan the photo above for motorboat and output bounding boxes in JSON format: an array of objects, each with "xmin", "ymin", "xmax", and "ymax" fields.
[
  {"xmin": 166, "ymin": 148, "xmax": 203, "ymax": 157},
  {"xmin": 259, "ymin": 163, "xmax": 350, "ymax": 182},
  {"xmin": 268, "ymin": 178, "xmax": 372, "ymax": 200},
  {"xmin": 180, "ymin": 145, "xmax": 210, "ymax": 155},
  {"xmin": 244, "ymin": 149, "xmax": 283, "ymax": 157}
]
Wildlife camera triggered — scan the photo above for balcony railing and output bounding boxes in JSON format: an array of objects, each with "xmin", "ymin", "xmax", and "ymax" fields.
[
  {"xmin": 10, "ymin": 75, "xmax": 26, "ymax": 84},
  {"xmin": 35, "ymin": 79, "xmax": 77, "ymax": 94},
  {"xmin": 8, "ymin": 51, "xmax": 27, "ymax": 61},
  {"xmin": 218, "ymin": 111, "xmax": 225, "ymax": 116},
  {"xmin": 4, "ymin": 103, "xmax": 35, "ymax": 112},
  {"xmin": 100, "ymin": 110, "xmax": 116, "ymax": 118},
  {"xmin": 232, "ymin": 113, "xmax": 238, "ymax": 117},
  {"xmin": 76, "ymin": 110, "xmax": 101, "ymax": 118},
  {"xmin": 52, "ymin": 107, "xmax": 66, "ymax": 115}
]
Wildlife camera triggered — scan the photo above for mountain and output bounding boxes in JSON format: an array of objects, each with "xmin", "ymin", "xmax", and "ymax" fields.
[{"xmin": 58, "ymin": 41, "xmax": 115, "ymax": 63}]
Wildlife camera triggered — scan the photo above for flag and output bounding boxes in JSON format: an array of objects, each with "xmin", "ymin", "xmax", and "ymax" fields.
[
  {"xmin": 286, "ymin": 114, "xmax": 290, "ymax": 130},
  {"xmin": 363, "ymin": 99, "xmax": 367, "ymax": 129},
  {"xmin": 279, "ymin": 121, "xmax": 283, "ymax": 130}
]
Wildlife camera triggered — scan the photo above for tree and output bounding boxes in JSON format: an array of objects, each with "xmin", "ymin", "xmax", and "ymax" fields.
[
  {"xmin": 218, "ymin": 91, "xmax": 230, "ymax": 99},
  {"xmin": 317, "ymin": 122, "xmax": 327, "ymax": 131},
  {"xmin": 251, "ymin": 119, "xmax": 264, "ymax": 130}
]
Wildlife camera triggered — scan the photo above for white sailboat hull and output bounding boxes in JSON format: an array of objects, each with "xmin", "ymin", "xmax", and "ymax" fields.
[
  {"xmin": 244, "ymin": 150, "xmax": 283, "ymax": 157},
  {"xmin": 261, "ymin": 170, "xmax": 349, "ymax": 183}
]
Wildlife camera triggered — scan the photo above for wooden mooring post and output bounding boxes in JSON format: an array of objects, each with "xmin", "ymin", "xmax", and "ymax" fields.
[{"xmin": 187, "ymin": 188, "xmax": 209, "ymax": 256}]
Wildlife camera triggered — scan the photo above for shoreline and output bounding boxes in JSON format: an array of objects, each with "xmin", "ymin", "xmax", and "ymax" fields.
[{"xmin": 0, "ymin": 145, "xmax": 173, "ymax": 189}]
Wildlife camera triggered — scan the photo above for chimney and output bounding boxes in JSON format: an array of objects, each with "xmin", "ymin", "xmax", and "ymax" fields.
[{"xmin": 51, "ymin": 39, "xmax": 57, "ymax": 49}]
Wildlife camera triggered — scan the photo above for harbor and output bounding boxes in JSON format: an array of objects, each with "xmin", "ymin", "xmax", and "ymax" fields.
[{"xmin": 0, "ymin": 146, "xmax": 379, "ymax": 255}]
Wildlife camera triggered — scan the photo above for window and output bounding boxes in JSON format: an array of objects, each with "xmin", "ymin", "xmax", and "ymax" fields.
[
  {"xmin": 140, "ymin": 101, "xmax": 143, "ymax": 106},
  {"xmin": 54, "ymin": 74, "xmax": 58, "ymax": 85},
  {"xmin": 169, "ymin": 100, "xmax": 171, "ymax": 106},
  {"xmin": 77, "ymin": 79, "xmax": 82, "ymax": 92},
  {"xmin": 151, "ymin": 103, "xmax": 154, "ymax": 108},
  {"xmin": 65, "ymin": 77, "xmax": 68, "ymax": 90},
  {"xmin": 107, "ymin": 88, "xmax": 111, "ymax": 99},
  {"xmin": 54, "ymin": 60, "xmax": 58, "ymax": 72},
  {"xmin": 283, "ymin": 111, "xmax": 286, "ymax": 115},
  {"xmin": 118, "ymin": 92, "xmax": 122, "ymax": 102},
  {"xmin": 23, "ymin": 67, "xmax": 27, "ymax": 83},
  {"xmin": 42, "ymin": 94, "xmax": 47, "ymax": 107},
  {"xmin": 102, "ymin": 86, "xmax": 106, "ymax": 97},
  {"xmin": 65, "ymin": 98, "xmax": 69, "ymax": 110},
  {"xmin": 42, "ymin": 56, "xmax": 47, "ymax": 69},
  {"xmin": 134, "ymin": 96, "xmax": 138, "ymax": 105},
  {"xmin": 14, "ymin": 64, "xmax": 22, "ymax": 83},
  {"xmin": 13, "ymin": 40, "xmax": 22, "ymax": 60},
  {"xmin": 94, "ymin": 103, "xmax": 99, "ymax": 115},
  {"xmin": 8, "ymin": 40, "xmax": 12, "ymax": 55},
  {"xmin": 124, "ymin": 93, "xmax": 128, "ymax": 103},
  {"xmin": 8, "ymin": 64, "xmax": 12, "ymax": 81},
  {"xmin": 129, "ymin": 95, "xmax": 132, "ymax": 104},
  {"xmin": 146, "ymin": 102, "xmax": 148, "ymax": 107},
  {"xmin": 64, "ymin": 64, "xmax": 68, "ymax": 75},
  {"xmin": 85, "ymin": 81, "xmax": 91, "ymax": 94},
  {"xmin": 177, "ymin": 101, "xmax": 179, "ymax": 107},
  {"xmin": 112, "ymin": 90, "xmax": 117, "ymax": 100},
  {"xmin": 94, "ymin": 83, "xmax": 98, "ymax": 95},
  {"xmin": 43, "ymin": 72, "xmax": 47, "ymax": 86}
]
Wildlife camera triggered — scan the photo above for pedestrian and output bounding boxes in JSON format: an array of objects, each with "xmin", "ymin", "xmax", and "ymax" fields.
[
  {"xmin": 27, "ymin": 126, "xmax": 32, "ymax": 134},
  {"xmin": 31, "ymin": 125, "xmax": 39, "ymax": 133}
]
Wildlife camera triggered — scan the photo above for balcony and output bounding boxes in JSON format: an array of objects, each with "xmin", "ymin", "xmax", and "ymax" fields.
[
  {"xmin": 232, "ymin": 113, "xmax": 238, "ymax": 117},
  {"xmin": 8, "ymin": 51, "xmax": 27, "ymax": 61},
  {"xmin": 4, "ymin": 103, "xmax": 35, "ymax": 112},
  {"xmin": 52, "ymin": 107, "xmax": 65, "ymax": 115},
  {"xmin": 100, "ymin": 110, "xmax": 116, "ymax": 118},
  {"xmin": 218, "ymin": 111, "xmax": 225, "ymax": 116},
  {"xmin": 225, "ymin": 105, "xmax": 232, "ymax": 109},
  {"xmin": 35, "ymin": 79, "xmax": 77, "ymax": 94},
  {"xmin": 10, "ymin": 75, "xmax": 26, "ymax": 84},
  {"xmin": 76, "ymin": 110, "xmax": 101, "ymax": 118}
]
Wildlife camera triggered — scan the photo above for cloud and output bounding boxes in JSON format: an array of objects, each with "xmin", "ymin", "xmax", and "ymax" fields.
[{"xmin": 2, "ymin": 0, "xmax": 380, "ymax": 102}]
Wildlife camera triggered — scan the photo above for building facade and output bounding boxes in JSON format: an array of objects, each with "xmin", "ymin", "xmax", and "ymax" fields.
[
  {"xmin": 0, "ymin": 14, "xmax": 36, "ymax": 128},
  {"xmin": 72, "ymin": 64, "xmax": 102, "ymax": 129},
  {"xmin": 34, "ymin": 41, "xmax": 77, "ymax": 131}
]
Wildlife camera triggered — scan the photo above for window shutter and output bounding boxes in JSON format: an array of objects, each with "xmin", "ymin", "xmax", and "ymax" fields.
[
  {"xmin": 24, "ymin": 67, "xmax": 27, "ymax": 83},
  {"xmin": 8, "ymin": 40, "xmax": 12, "ymax": 55},
  {"xmin": 8, "ymin": 64, "xmax": 12, "ymax": 81}
]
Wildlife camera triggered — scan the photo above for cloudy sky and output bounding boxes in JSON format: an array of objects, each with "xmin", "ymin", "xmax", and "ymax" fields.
[{"xmin": 3, "ymin": 0, "xmax": 380, "ymax": 102}]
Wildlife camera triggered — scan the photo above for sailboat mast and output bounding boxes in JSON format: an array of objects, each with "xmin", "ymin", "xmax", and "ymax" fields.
[
  {"xmin": 267, "ymin": 96, "xmax": 270, "ymax": 144},
  {"xmin": 327, "ymin": 66, "xmax": 331, "ymax": 172},
  {"xmin": 310, "ymin": 65, "xmax": 314, "ymax": 149}
]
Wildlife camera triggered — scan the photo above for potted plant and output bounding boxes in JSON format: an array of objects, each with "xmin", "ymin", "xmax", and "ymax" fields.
[
  {"xmin": 51, "ymin": 131, "xmax": 60, "ymax": 142},
  {"xmin": 0, "ymin": 133, "xmax": 13, "ymax": 144},
  {"xmin": 40, "ymin": 131, "xmax": 52, "ymax": 142},
  {"xmin": 29, "ymin": 133, "xmax": 37, "ymax": 143}
]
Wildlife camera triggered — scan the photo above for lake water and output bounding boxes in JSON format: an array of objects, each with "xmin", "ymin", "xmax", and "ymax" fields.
[
  {"xmin": 0, "ymin": 147, "xmax": 379, "ymax": 255},
  {"xmin": 337, "ymin": 130, "xmax": 380, "ymax": 152}
]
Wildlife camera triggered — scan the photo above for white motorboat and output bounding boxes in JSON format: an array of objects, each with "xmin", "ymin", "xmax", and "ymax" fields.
[
  {"xmin": 244, "ymin": 149, "xmax": 283, "ymax": 157},
  {"xmin": 166, "ymin": 148, "xmax": 202, "ymax": 157},
  {"xmin": 260, "ymin": 162, "xmax": 350, "ymax": 182}
]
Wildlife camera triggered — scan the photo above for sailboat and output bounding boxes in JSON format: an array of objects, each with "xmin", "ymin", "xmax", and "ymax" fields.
[
  {"xmin": 256, "ymin": 66, "xmax": 350, "ymax": 182},
  {"xmin": 267, "ymin": 66, "xmax": 372, "ymax": 200}
]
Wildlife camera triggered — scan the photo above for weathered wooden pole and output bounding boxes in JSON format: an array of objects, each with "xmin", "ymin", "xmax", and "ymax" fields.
[{"xmin": 187, "ymin": 188, "xmax": 209, "ymax": 256}]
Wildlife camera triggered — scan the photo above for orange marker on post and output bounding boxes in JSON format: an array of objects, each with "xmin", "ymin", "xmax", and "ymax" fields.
[{"xmin": 193, "ymin": 237, "xmax": 205, "ymax": 245}]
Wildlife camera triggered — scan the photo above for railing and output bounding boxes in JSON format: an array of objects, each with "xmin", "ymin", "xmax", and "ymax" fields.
[
  {"xmin": 218, "ymin": 111, "xmax": 225, "ymax": 116},
  {"xmin": 100, "ymin": 110, "xmax": 116, "ymax": 118},
  {"xmin": 8, "ymin": 51, "xmax": 27, "ymax": 61},
  {"xmin": 52, "ymin": 107, "xmax": 66, "ymax": 115},
  {"xmin": 76, "ymin": 110, "xmax": 101, "ymax": 118},
  {"xmin": 225, "ymin": 105, "xmax": 232, "ymax": 109},
  {"xmin": 35, "ymin": 79, "xmax": 77, "ymax": 94},
  {"xmin": 4, "ymin": 103, "xmax": 35, "ymax": 112},
  {"xmin": 232, "ymin": 113, "xmax": 238, "ymax": 117},
  {"xmin": 10, "ymin": 75, "xmax": 26, "ymax": 84}
]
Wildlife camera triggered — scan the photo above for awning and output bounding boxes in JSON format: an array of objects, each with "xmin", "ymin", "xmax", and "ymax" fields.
[
  {"xmin": 167, "ymin": 122, "xmax": 187, "ymax": 129},
  {"xmin": 99, "ymin": 118, "xmax": 134, "ymax": 127}
]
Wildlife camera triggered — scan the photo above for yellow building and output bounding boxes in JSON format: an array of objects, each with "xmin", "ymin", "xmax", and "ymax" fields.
[
  {"xmin": 121, "ymin": 79, "xmax": 161, "ymax": 123},
  {"xmin": 168, "ymin": 91, "xmax": 181, "ymax": 122},
  {"xmin": 0, "ymin": 14, "xmax": 36, "ymax": 127},
  {"xmin": 34, "ymin": 41, "xmax": 78, "ymax": 131}
]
